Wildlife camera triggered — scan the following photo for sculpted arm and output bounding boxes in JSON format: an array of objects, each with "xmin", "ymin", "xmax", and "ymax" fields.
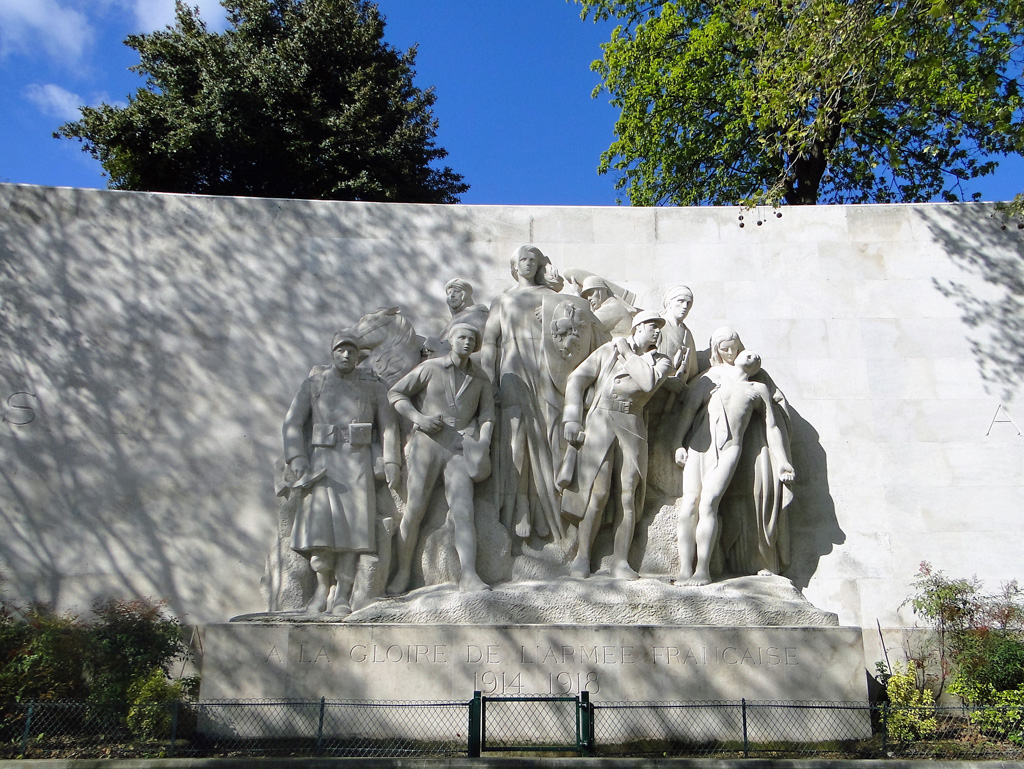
[
  {"xmin": 477, "ymin": 376, "xmax": 496, "ymax": 445},
  {"xmin": 376, "ymin": 381, "xmax": 402, "ymax": 485},
  {"xmin": 479, "ymin": 306, "xmax": 502, "ymax": 383},
  {"xmin": 388, "ymin": 367, "xmax": 444, "ymax": 434},
  {"xmin": 283, "ymin": 378, "xmax": 313, "ymax": 476},
  {"xmin": 673, "ymin": 378, "xmax": 712, "ymax": 466},
  {"xmin": 562, "ymin": 351, "xmax": 601, "ymax": 443},
  {"xmin": 757, "ymin": 384, "xmax": 795, "ymax": 483}
]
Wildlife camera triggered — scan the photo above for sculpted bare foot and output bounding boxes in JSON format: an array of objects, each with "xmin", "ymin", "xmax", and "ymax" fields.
[
  {"xmin": 459, "ymin": 574, "xmax": 490, "ymax": 592},
  {"xmin": 680, "ymin": 573, "xmax": 712, "ymax": 587},
  {"xmin": 533, "ymin": 512, "xmax": 550, "ymax": 538},
  {"xmin": 514, "ymin": 510, "xmax": 531, "ymax": 539},
  {"xmin": 612, "ymin": 563, "xmax": 639, "ymax": 580},
  {"xmin": 386, "ymin": 570, "xmax": 409, "ymax": 596},
  {"xmin": 673, "ymin": 570, "xmax": 694, "ymax": 583},
  {"xmin": 330, "ymin": 602, "xmax": 352, "ymax": 617}
]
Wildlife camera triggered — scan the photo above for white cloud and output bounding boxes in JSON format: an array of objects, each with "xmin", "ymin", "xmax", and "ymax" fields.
[
  {"xmin": 24, "ymin": 83, "xmax": 85, "ymax": 120},
  {"xmin": 0, "ymin": 0, "xmax": 93, "ymax": 64},
  {"xmin": 130, "ymin": 0, "xmax": 228, "ymax": 32}
]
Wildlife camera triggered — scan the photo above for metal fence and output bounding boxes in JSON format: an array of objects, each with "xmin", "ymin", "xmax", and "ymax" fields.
[{"xmin": 2, "ymin": 696, "xmax": 1022, "ymax": 760}]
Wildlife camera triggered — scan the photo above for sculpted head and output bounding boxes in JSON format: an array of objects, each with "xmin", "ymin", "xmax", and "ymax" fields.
[
  {"xmin": 445, "ymin": 278, "xmax": 474, "ymax": 312},
  {"xmin": 510, "ymin": 245, "xmax": 544, "ymax": 283},
  {"xmin": 448, "ymin": 322, "xmax": 481, "ymax": 356},
  {"xmin": 581, "ymin": 276, "xmax": 612, "ymax": 311},
  {"xmin": 331, "ymin": 332, "xmax": 360, "ymax": 375},
  {"xmin": 734, "ymin": 349, "xmax": 762, "ymax": 377},
  {"xmin": 630, "ymin": 309, "xmax": 665, "ymax": 351},
  {"xmin": 663, "ymin": 285, "xmax": 694, "ymax": 323},
  {"xmin": 710, "ymin": 326, "xmax": 744, "ymax": 366}
]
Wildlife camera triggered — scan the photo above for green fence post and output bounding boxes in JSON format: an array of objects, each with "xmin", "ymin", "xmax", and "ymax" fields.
[
  {"xmin": 741, "ymin": 698, "xmax": 748, "ymax": 758},
  {"xmin": 20, "ymin": 702, "xmax": 34, "ymax": 756},
  {"xmin": 316, "ymin": 696, "xmax": 326, "ymax": 752},
  {"xmin": 468, "ymin": 691, "xmax": 482, "ymax": 757},
  {"xmin": 169, "ymin": 699, "xmax": 179, "ymax": 757},
  {"xmin": 579, "ymin": 690, "xmax": 594, "ymax": 757}
]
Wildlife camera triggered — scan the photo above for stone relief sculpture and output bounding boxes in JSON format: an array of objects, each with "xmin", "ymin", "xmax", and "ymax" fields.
[
  {"xmin": 479, "ymin": 246, "xmax": 609, "ymax": 541},
  {"xmin": 559, "ymin": 311, "xmax": 674, "ymax": 579},
  {"xmin": 704, "ymin": 327, "xmax": 795, "ymax": 577},
  {"xmin": 578, "ymin": 276, "xmax": 637, "ymax": 337},
  {"xmin": 387, "ymin": 323, "xmax": 495, "ymax": 593},
  {"xmin": 425, "ymin": 278, "xmax": 489, "ymax": 357},
  {"xmin": 673, "ymin": 347, "xmax": 795, "ymax": 586},
  {"xmin": 262, "ymin": 246, "xmax": 808, "ymax": 620},
  {"xmin": 281, "ymin": 331, "xmax": 401, "ymax": 615}
]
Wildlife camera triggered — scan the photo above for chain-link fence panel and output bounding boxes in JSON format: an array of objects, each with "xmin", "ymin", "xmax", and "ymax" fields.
[{"xmin": 479, "ymin": 695, "xmax": 580, "ymax": 753}]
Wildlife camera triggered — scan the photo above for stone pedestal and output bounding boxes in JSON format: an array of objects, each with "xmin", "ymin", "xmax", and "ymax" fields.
[{"xmin": 199, "ymin": 618, "xmax": 871, "ymax": 742}]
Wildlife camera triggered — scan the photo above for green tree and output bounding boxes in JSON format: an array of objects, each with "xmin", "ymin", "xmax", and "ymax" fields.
[
  {"xmin": 57, "ymin": 0, "xmax": 467, "ymax": 203},
  {"xmin": 577, "ymin": 0, "xmax": 1024, "ymax": 206}
]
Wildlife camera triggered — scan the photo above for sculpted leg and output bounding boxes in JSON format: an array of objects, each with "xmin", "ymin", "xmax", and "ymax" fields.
[
  {"xmin": 331, "ymin": 551, "xmax": 357, "ymax": 615},
  {"xmin": 306, "ymin": 550, "xmax": 334, "ymax": 613},
  {"xmin": 675, "ymin": 463, "xmax": 702, "ymax": 582},
  {"xmin": 611, "ymin": 459, "xmax": 641, "ymax": 580},
  {"xmin": 445, "ymin": 458, "xmax": 489, "ymax": 591},
  {"xmin": 570, "ymin": 463, "xmax": 612, "ymax": 578},
  {"xmin": 388, "ymin": 444, "xmax": 441, "ymax": 595},
  {"xmin": 684, "ymin": 447, "xmax": 741, "ymax": 586}
]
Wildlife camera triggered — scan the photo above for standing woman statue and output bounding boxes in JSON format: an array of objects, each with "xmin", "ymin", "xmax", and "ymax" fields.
[{"xmin": 480, "ymin": 246, "xmax": 608, "ymax": 541}]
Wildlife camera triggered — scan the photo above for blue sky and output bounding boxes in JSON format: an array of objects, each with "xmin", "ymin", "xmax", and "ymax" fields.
[{"xmin": 1, "ymin": 0, "xmax": 1021, "ymax": 206}]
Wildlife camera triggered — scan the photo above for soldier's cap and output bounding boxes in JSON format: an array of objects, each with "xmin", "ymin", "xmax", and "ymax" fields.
[
  {"xmin": 331, "ymin": 330, "xmax": 360, "ymax": 351},
  {"xmin": 448, "ymin": 322, "xmax": 482, "ymax": 353},
  {"xmin": 444, "ymin": 278, "xmax": 473, "ymax": 295},
  {"xmin": 631, "ymin": 309, "xmax": 666, "ymax": 330},
  {"xmin": 580, "ymin": 275, "xmax": 611, "ymax": 296},
  {"xmin": 664, "ymin": 284, "xmax": 694, "ymax": 304}
]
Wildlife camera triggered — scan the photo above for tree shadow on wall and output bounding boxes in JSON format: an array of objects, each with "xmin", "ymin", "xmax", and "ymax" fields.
[{"xmin": 923, "ymin": 205, "xmax": 1024, "ymax": 402}]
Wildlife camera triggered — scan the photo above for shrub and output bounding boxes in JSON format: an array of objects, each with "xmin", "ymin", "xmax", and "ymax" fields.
[
  {"xmin": 885, "ymin": 663, "xmax": 937, "ymax": 743},
  {"xmin": 125, "ymin": 668, "xmax": 199, "ymax": 740},
  {"xmin": 85, "ymin": 598, "xmax": 190, "ymax": 705}
]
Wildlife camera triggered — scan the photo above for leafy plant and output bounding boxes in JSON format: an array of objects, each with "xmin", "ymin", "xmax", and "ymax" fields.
[
  {"xmin": 885, "ymin": 663, "xmax": 937, "ymax": 743},
  {"xmin": 126, "ymin": 668, "xmax": 199, "ymax": 740}
]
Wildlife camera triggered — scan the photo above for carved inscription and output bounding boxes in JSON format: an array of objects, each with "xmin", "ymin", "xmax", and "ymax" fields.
[
  {"xmin": 2, "ymin": 392, "xmax": 38, "ymax": 426},
  {"xmin": 262, "ymin": 641, "xmax": 801, "ymax": 696}
]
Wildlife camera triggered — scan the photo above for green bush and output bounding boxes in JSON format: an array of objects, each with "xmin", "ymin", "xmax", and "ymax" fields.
[
  {"xmin": 0, "ymin": 604, "xmax": 88, "ymax": 702},
  {"xmin": 0, "ymin": 594, "xmax": 193, "ymax": 710},
  {"xmin": 965, "ymin": 686, "xmax": 1024, "ymax": 745},
  {"xmin": 885, "ymin": 664, "xmax": 937, "ymax": 743},
  {"xmin": 125, "ymin": 668, "xmax": 199, "ymax": 740},
  {"xmin": 905, "ymin": 562, "xmax": 1024, "ymax": 703},
  {"xmin": 85, "ymin": 598, "xmax": 191, "ymax": 705}
]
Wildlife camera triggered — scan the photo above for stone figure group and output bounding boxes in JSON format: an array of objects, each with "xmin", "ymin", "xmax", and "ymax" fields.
[{"xmin": 275, "ymin": 245, "xmax": 796, "ymax": 614}]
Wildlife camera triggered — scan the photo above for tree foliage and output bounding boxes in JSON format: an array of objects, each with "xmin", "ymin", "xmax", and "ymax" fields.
[
  {"xmin": 57, "ymin": 0, "xmax": 467, "ymax": 203},
  {"xmin": 904, "ymin": 561, "xmax": 1024, "ymax": 702},
  {"xmin": 577, "ymin": 0, "xmax": 1024, "ymax": 206}
]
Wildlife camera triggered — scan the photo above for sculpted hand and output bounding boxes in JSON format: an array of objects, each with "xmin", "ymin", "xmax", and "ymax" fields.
[
  {"xmin": 614, "ymin": 337, "xmax": 633, "ymax": 358},
  {"xmin": 417, "ymin": 413, "xmax": 444, "ymax": 433},
  {"xmin": 778, "ymin": 463, "xmax": 796, "ymax": 484},
  {"xmin": 564, "ymin": 421, "xmax": 584, "ymax": 444},
  {"xmin": 565, "ymin": 275, "xmax": 582, "ymax": 296},
  {"xmin": 289, "ymin": 456, "xmax": 310, "ymax": 479},
  {"xmin": 385, "ymin": 462, "xmax": 400, "ymax": 489},
  {"xmin": 674, "ymin": 447, "xmax": 688, "ymax": 467}
]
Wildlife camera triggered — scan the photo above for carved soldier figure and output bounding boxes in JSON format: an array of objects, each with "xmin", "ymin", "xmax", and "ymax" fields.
[
  {"xmin": 426, "ymin": 278, "xmax": 490, "ymax": 357},
  {"xmin": 283, "ymin": 331, "xmax": 401, "ymax": 615},
  {"xmin": 658, "ymin": 285, "xmax": 698, "ymax": 385},
  {"xmin": 580, "ymin": 276, "xmax": 637, "ymax": 337},
  {"xmin": 387, "ymin": 323, "xmax": 496, "ymax": 594},
  {"xmin": 560, "ymin": 310, "xmax": 674, "ymax": 579},
  {"xmin": 673, "ymin": 349, "xmax": 795, "ymax": 586}
]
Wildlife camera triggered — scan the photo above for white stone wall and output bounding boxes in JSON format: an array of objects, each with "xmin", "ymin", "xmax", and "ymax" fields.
[{"xmin": 1, "ymin": 184, "xmax": 1021, "ymax": 642}]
